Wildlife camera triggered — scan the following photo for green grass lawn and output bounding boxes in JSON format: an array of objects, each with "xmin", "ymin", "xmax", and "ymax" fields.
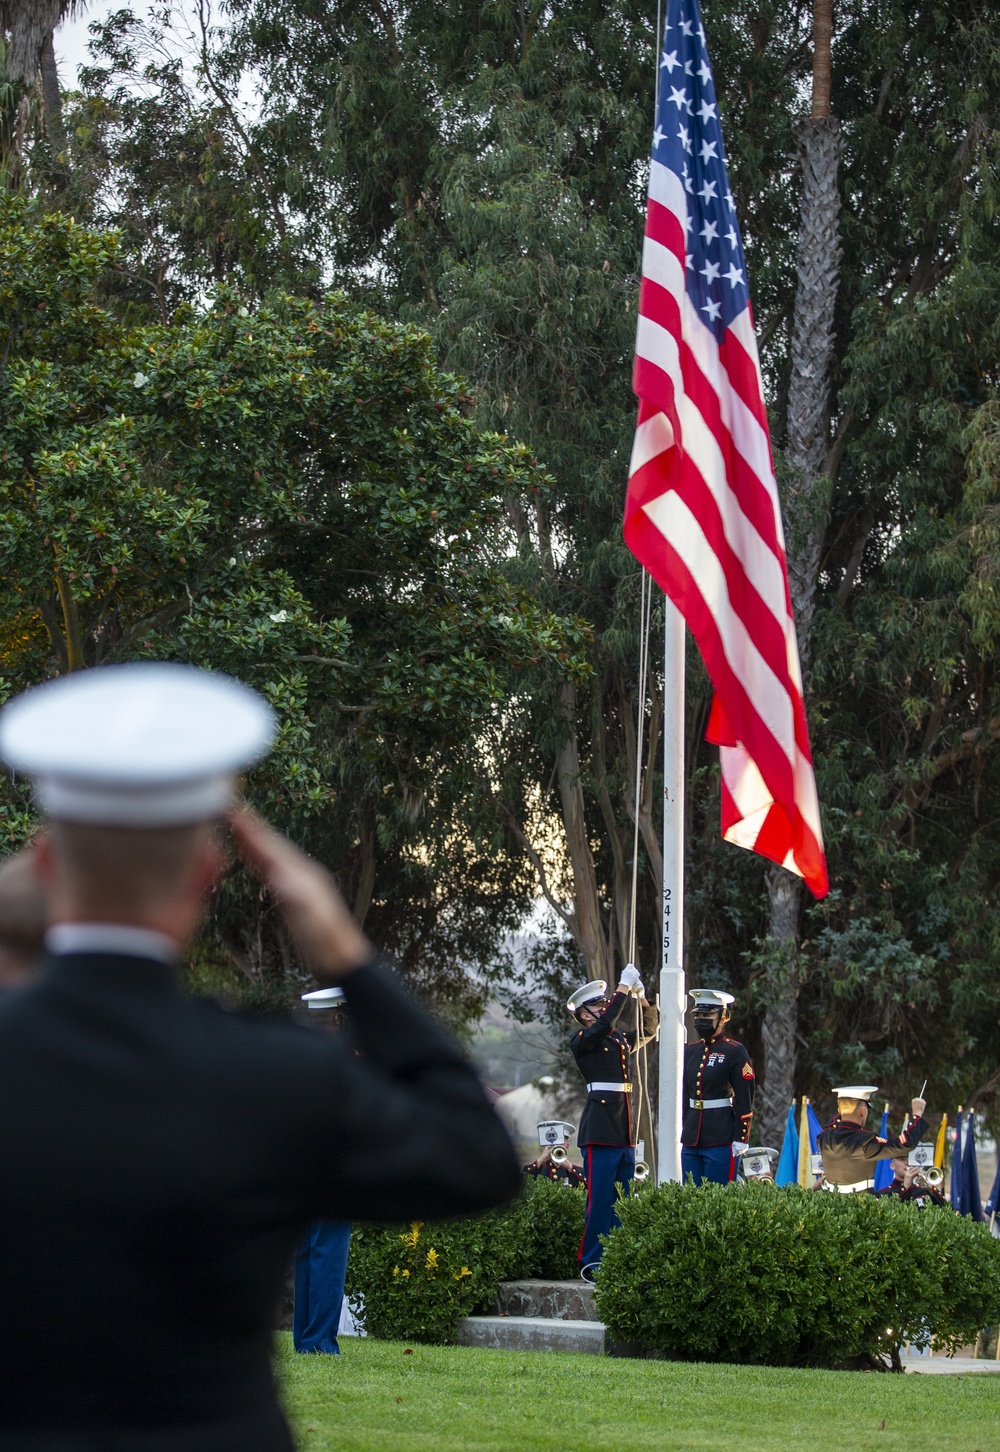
[{"xmin": 276, "ymin": 1334, "xmax": 1000, "ymax": 1452}]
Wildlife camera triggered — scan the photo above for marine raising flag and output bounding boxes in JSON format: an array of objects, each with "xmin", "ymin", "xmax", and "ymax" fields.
[{"xmin": 624, "ymin": 0, "xmax": 828, "ymax": 897}]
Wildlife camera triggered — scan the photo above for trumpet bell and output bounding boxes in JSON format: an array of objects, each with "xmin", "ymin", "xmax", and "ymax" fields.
[
  {"xmin": 922, "ymin": 1165, "xmax": 944, "ymax": 1187},
  {"xmin": 550, "ymin": 1145, "xmax": 568, "ymax": 1166},
  {"xmin": 633, "ymin": 1160, "xmax": 650, "ymax": 1183}
]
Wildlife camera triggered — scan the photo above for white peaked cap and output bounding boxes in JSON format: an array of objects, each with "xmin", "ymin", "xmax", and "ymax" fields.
[
  {"xmin": 567, "ymin": 980, "xmax": 608, "ymax": 1014},
  {"xmin": 301, "ymin": 987, "xmax": 346, "ymax": 1009},
  {"xmin": 833, "ymin": 1085, "xmax": 879, "ymax": 1101},
  {"xmin": 689, "ymin": 988, "xmax": 735, "ymax": 1008},
  {"xmin": 0, "ymin": 663, "xmax": 275, "ymax": 826}
]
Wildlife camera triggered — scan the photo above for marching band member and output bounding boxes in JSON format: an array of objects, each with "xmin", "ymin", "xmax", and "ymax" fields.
[
  {"xmin": 681, "ymin": 989, "xmax": 755, "ymax": 1185},
  {"xmin": 817, "ymin": 1086, "xmax": 928, "ymax": 1191},
  {"xmin": 523, "ymin": 1122, "xmax": 586, "ymax": 1188},
  {"xmin": 568, "ymin": 968, "xmax": 658, "ymax": 1281},
  {"xmin": 873, "ymin": 1153, "xmax": 949, "ymax": 1209}
]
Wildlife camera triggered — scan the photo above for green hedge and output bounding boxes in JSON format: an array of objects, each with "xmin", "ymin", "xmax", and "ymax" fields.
[
  {"xmin": 596, "ymin": 1182, "xmax": 1000, "ymax": 1367},
  {"xmin": 345, "ymin": 1176, "xmax": 585, "ymax": 1343}
]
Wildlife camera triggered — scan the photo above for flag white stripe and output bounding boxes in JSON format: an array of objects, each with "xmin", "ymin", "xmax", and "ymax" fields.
[
  {"xmin": 629, "ymin": 411, "xmax": 675, "ymax": 475},
  {"xmin": 634, "ymin": 313, "xmax": 683, "ymax": 396}
]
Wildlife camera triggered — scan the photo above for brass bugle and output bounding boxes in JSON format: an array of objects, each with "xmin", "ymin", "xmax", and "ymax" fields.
[
  {"xmin": 633, "ymin": 1159, "xmax": 650, "ymax": 1183},
  {"xmin": 550, "ymin": 1145, "xmax": 568, "ymax": 1166},
  {"xmin": 917, "ymin": 1165, "xmax": 944, "ymax": 1188}
]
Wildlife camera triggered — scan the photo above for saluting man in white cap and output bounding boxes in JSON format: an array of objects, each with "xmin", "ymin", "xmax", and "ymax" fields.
[
  {"xmin": 681, "ymin": 989, "xmax": 755, "ymax": 1185},
  {"xmin": 0, "ymin": 663, "xmax": 519, "ymax": 1451},
  {"xmin": 817, "ymin": 1085, "xmax": 929, "ymax": 1191},
  {"xmin": 567, "ymin": 966, "xmax": 658, "ymax": 1280}
]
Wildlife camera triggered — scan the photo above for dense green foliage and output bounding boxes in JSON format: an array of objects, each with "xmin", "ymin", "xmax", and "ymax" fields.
[
  {"xmin": 597, "ymin": 1181, "xmax": 1000, "ymax": 1367},
  {"xmin": 277, "ymin": 1335, "xmax": 1000, "ymax": 1452},
  {"xmin": 346, "ymin": 1177, "xmax": 585, "ymax": 1343},
  {"xmin": 516, "ymin": 1175, "xmax": 586, "ymax": 1281},
  {"xmin": 0, "ymin": 200, "xmax": 586, "ymax": 1014}
]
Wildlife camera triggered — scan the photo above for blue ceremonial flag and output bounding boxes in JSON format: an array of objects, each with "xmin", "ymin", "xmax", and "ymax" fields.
[
  {"xmin": 950, "ymin": 1109, "xmax": 962, "ymax": 1206},
  {"xmin": 873, "ymin": 1108, "xmax": 894, "ymax": 1191},
  {"xmin": 952, "ymin": 1111, "xmax": 985, "ymax": 1220},
  {"xmin": 775, "ymin": 1103, "xmax": 798, "ymax": 1186},
  {"xmin": 985, "ymin": 1157, "xmax": 1000, "ymax": 1235}
]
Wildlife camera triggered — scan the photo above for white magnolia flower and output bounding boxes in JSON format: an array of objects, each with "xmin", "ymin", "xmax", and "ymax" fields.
[
  {"xmin": 133, "ymin": 372, "xmax": 150, "ymax": 388},
  {"xmin": 268, "ymin": 609, "xmax": 290, "ymax": 624}
]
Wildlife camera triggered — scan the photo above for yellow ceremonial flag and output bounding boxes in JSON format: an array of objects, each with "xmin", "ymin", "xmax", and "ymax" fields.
[
  {"xmin": 797, "ymin": 1096, "xmax": 812, "ymax": 1187},
  {"xmin": 934, "ymin": 1114, "xmax": 947, "ymax": 1168}
]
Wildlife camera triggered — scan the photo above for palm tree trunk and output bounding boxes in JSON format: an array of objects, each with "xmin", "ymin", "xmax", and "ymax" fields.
[
  {"xmin": 38, "ymin": 30, "xmax": 63, "ymax": 145},
  {"xmin": 757, "ymin": 0, "xmax": 841, "ymax": 1147}
]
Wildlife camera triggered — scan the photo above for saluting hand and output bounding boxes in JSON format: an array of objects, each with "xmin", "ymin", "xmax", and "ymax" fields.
[{"xmin": 228, "ymin": 809, "xmax": 372, "ymax": 981}]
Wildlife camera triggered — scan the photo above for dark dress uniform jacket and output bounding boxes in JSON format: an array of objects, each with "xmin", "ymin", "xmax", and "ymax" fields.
[
  {"xmin": 818, "ymin": 1115, "xmax": 929, "ymax": 1186},
  {"xmin": 570, "ymin": 991, "xmax": 658, "ymax": 1147},
  {"xmin": 681, "ymin": 1035, "xmax": 755, "ymax": 1148},
  {"xmin": 873, "ymin": 1181, "xmax": 948, "ymax": 1208},
  {"xmin": 0, "ymin": 949, "xmax": 519, "ymax": 1450},
  {"xmin": 522, "ymin": 1161, "xmax": 586, "ymax": 1188}
]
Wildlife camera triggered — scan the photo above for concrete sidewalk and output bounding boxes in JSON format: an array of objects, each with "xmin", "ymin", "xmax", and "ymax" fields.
[{"xmin": 902, "ymin": 1357, "xmax": 1000, "ymax": 1374}]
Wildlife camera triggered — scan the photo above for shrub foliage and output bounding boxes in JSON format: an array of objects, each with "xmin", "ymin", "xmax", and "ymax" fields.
[
  {"xmin": 345, "ymin": 1176, "xmax": 585, "ymax": 1343},
  {"xmin": 596, "ymin": 1183, "xmax": 1000, "ymax": 1367}
]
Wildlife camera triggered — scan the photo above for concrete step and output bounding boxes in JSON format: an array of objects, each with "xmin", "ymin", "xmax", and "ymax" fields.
[
  {"xmin": 457, "ymin": 1314, "xmax": 605, "ymax": 1354},
  {"xmin": 495, "ymin": 1279, "xmax": 598, "ymax": 1322}
]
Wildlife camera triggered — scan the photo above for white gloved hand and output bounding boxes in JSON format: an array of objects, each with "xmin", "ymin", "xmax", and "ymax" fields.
[
  {"xmin": 732, "ymin": 1141, "xmax": 750, "ymax": 1157},
  {"xmin": 635, "ymin": 981, "xmax": 646, "ymax": 998},
  {"xmin": 619, "ymin": 964, "xmax": 641, "ymax": 992}
]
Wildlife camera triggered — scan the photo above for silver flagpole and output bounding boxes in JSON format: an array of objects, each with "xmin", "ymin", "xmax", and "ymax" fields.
[{"xmin": 657, "ymin": 598, "xmax": 685, "ymax": 1183}]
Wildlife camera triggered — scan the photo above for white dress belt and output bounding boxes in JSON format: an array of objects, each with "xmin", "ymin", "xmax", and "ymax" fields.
[
  {"xmin": 823, "ymin": 1178, "xmax": 875, "ymax": 1193},
  {"xmin": 587, "ymin": 1082, "xmax": 632, "ymax": 1093},
  {"xmin": 689, "ymin": 1097, "xmax": 732, "ymax": 1110}
]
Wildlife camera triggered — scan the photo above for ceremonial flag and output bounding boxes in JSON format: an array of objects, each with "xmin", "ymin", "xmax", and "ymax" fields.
[
  {"xmin": 796, "ymin": 1098, "xmax": 822, "ymax": 1187},
  {"xmin": 623, "ymin": 0, "xmax": 828, "ymax": 896},
  {"xmin": 933, "ymin": 1113, "xmax": 948, "ymax": 1172},
  {"xmin": 775, "ymin": 1103, "xmax": 798, "ymax": 1187},
  {"xmin": 984, "ymin": 1157, "xmax": 1000, "ymax": 1236},
  {"xmin": 950, "ymin": 1110, "xmax": 962, "ymax": 1207},
  {"xmin": 951, "ymin": 1111, "xmax": 985, "ymax": 1219},
  {"xmin": 872, "ymin": 1107, "xmax": 894, "ymax": 1191}
]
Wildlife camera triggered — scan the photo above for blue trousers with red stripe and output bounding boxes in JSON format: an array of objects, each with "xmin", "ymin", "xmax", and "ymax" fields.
[
  {"xmin": 578, "ymin": 1144, "xmax": 635, "ymax": 1269},
  {"xmin": 681, "ymin": 1144, "xmax": 734, "ymax": 1185}
]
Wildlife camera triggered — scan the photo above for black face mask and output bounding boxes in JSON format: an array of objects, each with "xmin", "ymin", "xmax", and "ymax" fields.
[{"xmin": 694, "ymin": 1015, "xmax": 718, "ymax": 1040}]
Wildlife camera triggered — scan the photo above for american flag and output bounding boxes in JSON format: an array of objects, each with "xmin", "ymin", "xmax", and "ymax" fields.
[{"xmin": 623, "ymin": 0, "xmax": 828, "ymax": 897}]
